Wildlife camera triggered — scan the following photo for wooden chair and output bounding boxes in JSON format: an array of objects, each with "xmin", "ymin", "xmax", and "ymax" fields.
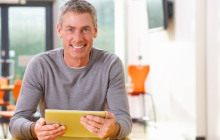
[
  {"xmin": 127, "ymin": 65, "xmax": 156, "ymax": 130},
  {"xmin": 0, "ymin": 78, "xmax": 9, "ymax": 106}
]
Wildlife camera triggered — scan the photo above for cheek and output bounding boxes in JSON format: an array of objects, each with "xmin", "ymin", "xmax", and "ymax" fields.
[
  {"xmin": 84, "ymin": 34, "xmax": 94, "ymax": 43},
  {"xmin": 63, "ymin": 34, "xmax": 72, "ymax": 42}
]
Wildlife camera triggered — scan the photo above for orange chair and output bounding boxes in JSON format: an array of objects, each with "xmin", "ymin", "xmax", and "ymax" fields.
[
  {"xmin": 0, "ymin": 80, "xmax": 22, "ymax": 138},
  {"xmin": 0, "ymin": 78, "xmax": 9, "ymax": 106},
  {"xmin": 6, "ymin": 80, "xmax": 22, "ymax": 110},
  {"xmin": 127, "ymin": 65, "xmax": 156, "ymax": 129}
]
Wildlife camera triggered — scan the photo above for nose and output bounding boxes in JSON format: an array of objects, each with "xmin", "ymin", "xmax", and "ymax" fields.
[{"xmin": 73, "ymin": 30, "xmax": 83, "ymax": 43}]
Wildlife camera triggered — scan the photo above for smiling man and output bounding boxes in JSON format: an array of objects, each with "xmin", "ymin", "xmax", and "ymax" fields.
[
  {"xmin": 60, "ymin": 12, "xmax": 97, "ymax": 67},
  {"xmin": 9, "ymin": 0, "xmax": 132, "ymax": 140}
]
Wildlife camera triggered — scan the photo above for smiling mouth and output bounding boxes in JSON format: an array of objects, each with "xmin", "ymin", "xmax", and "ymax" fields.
[{"xmin": 70, "ymin": 44, "xmax": 86, "ymax": 49}]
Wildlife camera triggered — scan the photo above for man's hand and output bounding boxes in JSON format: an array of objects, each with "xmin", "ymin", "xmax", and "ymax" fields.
[
  {"xmin": 31, "ymin": 118, "xmax": 66, "ymax": 140},
  {"xmin": 80, "ymin": 111, "xmax": 120, "ymax": 139}
]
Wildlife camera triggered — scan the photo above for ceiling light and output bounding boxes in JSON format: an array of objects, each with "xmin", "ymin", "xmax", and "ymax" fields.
[{"xmin": 0, "ymin": 0, "xmax": 26, "ymax": 4}]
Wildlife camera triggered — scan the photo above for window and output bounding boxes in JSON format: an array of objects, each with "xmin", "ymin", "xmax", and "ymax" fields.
[{"xmin": 9, "ymin": 7, "xmax": 46, "ymax": 80}]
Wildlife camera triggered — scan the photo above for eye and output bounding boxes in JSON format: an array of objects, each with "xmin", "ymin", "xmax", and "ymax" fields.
[
  {"xmin": 68, "ymin": 29, "xmax": 73, "ymax": 32},
  {"xmin": 83, "ymin": 29, "xmax": 88, "ymax": 32}
]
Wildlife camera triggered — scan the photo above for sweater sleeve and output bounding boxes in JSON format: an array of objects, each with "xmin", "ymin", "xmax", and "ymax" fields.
[
  {"xmin": 9, "ymin": 56, "xmax": 44, "ymax": 139},
  {"xmin": 106, "ymin": 57, "xmax": 132, "ymax": 139}
]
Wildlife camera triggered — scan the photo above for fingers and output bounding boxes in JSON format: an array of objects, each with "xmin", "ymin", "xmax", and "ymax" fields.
[
  {"xmin": 37, "ymin": 118, "xmax": 46, "ymax": 126},
  {"xmin": 81, "ymin": 117, "xmax": 103, "ymax": 128},
  {"xmin": 82, "ymin": 123, "xmax": 107, "ymax": 139},
  {"xmin": 81, "ymin": 121, "xmax": 97, "ymax": 133},
  {"xmin": 81, "ymin": 112, "xmax": 116, "ymax": 128},
  {"xmin": 52, "ymin": 127, "xmax": 66, "ymax": 139},
  {"xmin": 35, "ymin": 118, "xmax": 66, "ymax": 140},
  {"xmin": 105, "ymin": 111, "xmax": 114, "ymax": 119},
  {"xmin": 85, "ymin": 115, "xmax": 105, "ymax": 124},
  {"xmin": 81, "ymin": 118, "xmax": 106, "ymax": 130},
  {"xmin": 36, "ymin": 125, "xmax": 66, "ymax": 140},
  {"xmin": 36, "ymin": 118, "xmax": 60, "ymax": 131},
  {"xmin": 38, "ymin": 124, "xmax": 60, "ymax": 131},
  {"xmin": 37, "ymin": 125, "xmax": 66, "ymax": 138},
  {"xmin": 38, "ymin": 129, "xmax": 66, "ymax": 140},
  {"xmin": 80, "ymin": 112, "xmax": 118, "ymax": 139}
]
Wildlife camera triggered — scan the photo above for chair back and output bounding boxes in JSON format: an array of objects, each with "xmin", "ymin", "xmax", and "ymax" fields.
[
  {"xmin": 0, "ymin": 78, "xmax": 8, "ymax": 85},
  {"xmin": 128, "ymin": 65, "xmax": 150, "ymax": 93},
  {"xmin": 0, "ymin": 78, "xmax": 8, "ymax": 102},
  {"xmin": 13, "ymin": 80, "xmax": 22, "ymax": 102}
]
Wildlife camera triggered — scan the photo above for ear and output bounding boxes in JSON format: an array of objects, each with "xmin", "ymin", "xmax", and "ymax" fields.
[
  {"xmin": 57, "ymin": 23, "xmax": 62, "ymax": 38},
  {"xmin": 93, "ymin": 24, "xmax": 98, "ymax": 38}
]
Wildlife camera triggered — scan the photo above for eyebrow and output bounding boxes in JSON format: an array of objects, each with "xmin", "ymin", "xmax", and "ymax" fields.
[{"xmin": 65, "ymin": 25, "xmax": 92, "ymax": 29}]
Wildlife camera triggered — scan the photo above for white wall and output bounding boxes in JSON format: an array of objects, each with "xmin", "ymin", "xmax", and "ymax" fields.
[
  {"xmin": 195, "ymin": 0, "xmax": 206, "ymax": 138},
  {"xmin": 127, "ymin": 0, "xmax": 151, "ymax": 118},
  {"xmin": 115, "ymin": 0, "xmax": 126, "ymax": 66},
  {"xmin": 207, "ymin": 0, "xmax": 220, "ymax": 139},
  {"xmin": 127, "ymin": 0, "xmax": 196, "ymax": 138},
  {"xmin": 127, "ymin": 0, "xmax": 150, "ymax": 66}
]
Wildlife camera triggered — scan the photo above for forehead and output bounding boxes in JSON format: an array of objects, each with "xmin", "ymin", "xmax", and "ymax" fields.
[{"xmin": 62, "ymin": 11, "xmax": 94, "ymax": 28}]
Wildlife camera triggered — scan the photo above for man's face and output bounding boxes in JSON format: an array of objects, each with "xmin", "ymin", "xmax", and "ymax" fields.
[{"xmin": 57, "ymin": 12, "xmax": 98, "ymax": 64}]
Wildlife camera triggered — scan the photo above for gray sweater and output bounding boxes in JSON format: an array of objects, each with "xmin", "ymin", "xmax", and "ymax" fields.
[{"xmin": 9, "ymin": 47, "xmax": 132, "ymax": 139}]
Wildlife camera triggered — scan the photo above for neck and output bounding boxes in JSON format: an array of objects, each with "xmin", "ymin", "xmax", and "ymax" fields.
[{"xmin": 63, "ymin": 51, "xmax": 90, "ymax": 68}]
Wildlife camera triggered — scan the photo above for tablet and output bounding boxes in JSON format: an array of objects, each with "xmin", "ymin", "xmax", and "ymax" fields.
[{"xmin": 45, "ymin": 109, "xmax": 106, "ymax": 138}]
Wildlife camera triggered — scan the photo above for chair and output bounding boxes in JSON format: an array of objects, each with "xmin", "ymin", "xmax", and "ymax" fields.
[
  {"xmin": 0, "ymin": 78, "xmax": 9, "ymax": 106},
  {"xmin": 6, "ymin": 80, "xmax": 22, "ymax": 110},
  {"xmin": 0, "ymin": 80, "xmax": 22, "ymax": 138},
  {"xmin": 0, "ymin": 111, "xmax": 14, "ymax": 138},
  {"xmin": 127, "ymin": 65, "xmax": 156, "ymax": 130}
]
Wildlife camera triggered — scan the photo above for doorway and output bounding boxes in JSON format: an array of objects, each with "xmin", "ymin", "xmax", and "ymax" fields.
[{"xmin": 0, "ymin": 1, "xmax": 53, "ymax": 115}]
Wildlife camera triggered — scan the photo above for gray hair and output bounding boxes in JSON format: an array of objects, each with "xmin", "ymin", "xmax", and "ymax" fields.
[{"xmin": 58, "ymin": 0, "xmax": 97, "ymax": 28}]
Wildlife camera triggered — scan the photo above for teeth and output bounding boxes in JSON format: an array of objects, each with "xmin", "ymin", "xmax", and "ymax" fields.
[{"xmin": 71, "ymin": 45, "xmax": 84, "ymax": 49}]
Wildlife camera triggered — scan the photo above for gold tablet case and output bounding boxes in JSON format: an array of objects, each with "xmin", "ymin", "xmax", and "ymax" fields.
[{"xmin": 45, "ymin": 109, "xmax": 106, "ymax": 138}]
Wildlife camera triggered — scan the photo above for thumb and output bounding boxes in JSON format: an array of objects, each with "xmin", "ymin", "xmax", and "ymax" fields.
[
  {"xmin": 37, "ymin": 118, "xmax": 46, "ymax": 126},
  {"xmin": 105, "ymin": 111, "xmax": 114, "ymax": 119}
]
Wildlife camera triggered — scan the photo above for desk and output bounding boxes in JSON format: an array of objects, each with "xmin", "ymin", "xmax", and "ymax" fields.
[
  {"xmin": 126, "ymin": 83, "xmax": 134, "ymax": 93},
  {"xmin": 0, "ymin": 85, "xmax": 14, "ymax": 91},
  {"xmin": 126, "ymin": 83, "xmax": 133, "ymax": 88},
  {"xmin": 8, "ymin": 138, "xmax": 147, "ymax": 140}
]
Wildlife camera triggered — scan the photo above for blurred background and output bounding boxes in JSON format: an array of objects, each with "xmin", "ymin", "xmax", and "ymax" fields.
[{"xmin": 0, "ymin": 0, "xmax": 216, "ymax": 140}]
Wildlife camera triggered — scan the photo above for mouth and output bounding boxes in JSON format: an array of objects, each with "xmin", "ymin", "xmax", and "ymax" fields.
[{"xmin": 70, "ymin": 44, "xmax": 86, "ymax": 49}]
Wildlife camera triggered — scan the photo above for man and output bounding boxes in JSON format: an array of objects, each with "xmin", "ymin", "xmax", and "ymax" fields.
[{"xmin": 9, "ymin": 0, "xmax": 132, "ymax": 139}]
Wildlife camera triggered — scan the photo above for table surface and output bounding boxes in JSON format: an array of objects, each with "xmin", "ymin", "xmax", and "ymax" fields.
[
  {"xmin": 0, "ymin": 84, "xmax": 145, "ymax": 140},
  {"xmin": 2, "ymin": 84, "xmax": 145, "ymax": 140},
  {"xmin": 0, "ymin": 85, "xmax": 14, "ymax": 91},
  {"xmin": 3, "ymin": 137, "xmax": 148, "ymax": 140},
  {"xmin": 126, "ymin": 83, "xmax": 134, "ymax": 88}
]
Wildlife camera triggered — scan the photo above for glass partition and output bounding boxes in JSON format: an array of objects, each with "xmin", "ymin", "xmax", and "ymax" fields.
[
  {"xmin": 9, "ymin": 7, "xmax": 46, "ymax": 81},
  {"xmin": 91, "ymin": 0, "xmax": 115, "ymax": 52},
  {"xmin": 7, "ymin": 7, "xmax": 46, "ymax": 115}
]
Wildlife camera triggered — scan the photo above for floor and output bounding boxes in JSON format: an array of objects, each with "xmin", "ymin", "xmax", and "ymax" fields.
[
  {"xmin": 0, "ymin": 122, "xmax": 187, "ymax": 140},
  {"xmin": 128, "ymin": 122, "xmax": 188, "ymax": 140}
]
